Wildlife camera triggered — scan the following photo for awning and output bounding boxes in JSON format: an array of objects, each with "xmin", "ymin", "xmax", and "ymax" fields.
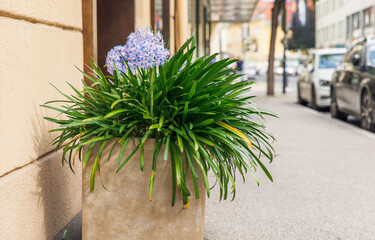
[{"xmin": 206, "ymin": 0, "xmax": 259, "ymax": 22}]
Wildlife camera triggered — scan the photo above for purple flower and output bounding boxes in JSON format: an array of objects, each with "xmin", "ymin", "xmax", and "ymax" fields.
[
  {"xmin": 105, "ymin": 27, "xmax": 170, "ymax": 75},
  {"xmin": 105, "ymin": 45, "xmax": 127, "ymax": 75}
]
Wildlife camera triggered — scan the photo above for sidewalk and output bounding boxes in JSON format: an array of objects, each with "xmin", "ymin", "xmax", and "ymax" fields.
[
  {"xmin": 204, "ymin": 86, "xmax": 375, "ymax": 239},
  {"xmin": 53, "ymin": 77, "xmax": 297, "ymax": 240},
  {"xmin": 57, "ymin": 77, "xmax": 375, "ymax": 239}
]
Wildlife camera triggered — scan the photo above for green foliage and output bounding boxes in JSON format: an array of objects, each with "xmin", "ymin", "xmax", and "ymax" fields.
[{"xmin": 41, "ymin": 37, "xmax": 276, "ymax": 206}]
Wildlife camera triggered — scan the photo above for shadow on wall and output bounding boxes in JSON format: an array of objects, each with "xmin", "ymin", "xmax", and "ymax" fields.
[{"xmin": 31, "ymin": 106, "xmax": 81, "ymax": 239}]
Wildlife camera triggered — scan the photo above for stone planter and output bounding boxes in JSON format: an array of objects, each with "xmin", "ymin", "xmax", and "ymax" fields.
[{"xmin": 82, "ymin": 139, "xmax": 206, "ymax": 240}]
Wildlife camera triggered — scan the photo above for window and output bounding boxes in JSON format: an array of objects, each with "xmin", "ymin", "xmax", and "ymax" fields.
[
  {"xmin": 320, "ymin": 28, "xmax": 322, "ymax": 42},
  {"xmin": 352, "ymin": 12, "xmax": 360, "ymax": 30},
  {"xmin": 337, "ymin": 22, "xmax": 339, "ymax": 38},
  {"xmin": 339, "ymin": 21, "xmax": 344, "ymax": 38},
  {"xmin": 366, "ymin": 44, "xmax": 375, "ymax": 67},
  {"xmin": 346, "ymin": 16, "xmax": 350, "ymax": 37},
  {"xmin": 329, "ymin": 0, "xmax": 332, "ymax": 12},
  {"xmin": 329, "ymin": 25, "xmax": 332, "ymax": 40},
  {"xmin": 324, "ymin": 2, "xmax": 327, "ymax": 16},
  {"xmin": 364, "ymin": 7, "xmax": 373, "ymax": 27},
  {"xmin": 318, "ymin": 5, "xmax": 321, "ymax": 18},
  {"xmin": 318, "ymin": 54, "xmax": 344, "ymax": 69}
]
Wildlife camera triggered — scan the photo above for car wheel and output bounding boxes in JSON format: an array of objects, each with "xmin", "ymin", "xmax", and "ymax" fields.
[
  {"xmin": 360, "ymin": 90, "xmax": 375, "ymax": 132},
  {"xmin": 311, "ymin": 85, "xmax": 319, "ymax": 110},
  {"xmin": 331, "ymin": 89, "xmax": 347, "ymax": 121},
  {"xmin": 297, "ymin": 83, "xmax": 307, "ymax": 106}
]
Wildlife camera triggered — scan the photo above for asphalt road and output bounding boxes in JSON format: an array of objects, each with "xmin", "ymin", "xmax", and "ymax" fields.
[{"xmin": 204, "ymin": 76, "xmax": 375, "ymax": 240}]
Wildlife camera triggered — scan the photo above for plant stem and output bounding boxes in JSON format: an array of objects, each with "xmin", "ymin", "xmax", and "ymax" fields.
[{"xmin": 150, "ymin": 67, "xmax": 154, "ymax": 121}]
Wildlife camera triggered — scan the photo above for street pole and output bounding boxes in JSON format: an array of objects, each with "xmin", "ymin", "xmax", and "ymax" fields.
[{"xmin": 282, "ymin": 0, "xmax": 287, "ymax": 94}]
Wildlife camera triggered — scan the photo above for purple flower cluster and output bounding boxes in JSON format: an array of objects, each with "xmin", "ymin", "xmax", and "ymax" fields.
[
  {"xmin": 105, "ymin": 27, "xmax": 170, "ymax": 75},
  {"xmin": 105, "ymin": 45, "xmax": 127, "ymax": 74}
]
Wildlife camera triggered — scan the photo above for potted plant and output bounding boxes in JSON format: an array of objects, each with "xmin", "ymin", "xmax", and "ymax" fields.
[{"xmin": 42, "ymin": 27, "xmax": 276, "ymax": 239}]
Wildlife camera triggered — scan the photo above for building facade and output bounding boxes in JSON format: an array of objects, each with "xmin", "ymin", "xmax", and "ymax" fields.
[
  {"xmin": 345, "ymin": 0, "xmax": 375, "ymax": 42},
  {"xmin": 246, "ymin": 0, "xmax": 285, "ymax": 65},
  {"xmin": 0, "ymin": 1, "xmax": 83, "ymax": 239},
  {"xmin": 315, "ymin": 0, "xmax": 346, "ymax": 48},
  {"xmin": 316, "ymin": 0, "xmax": 375, "ymax": 48}
]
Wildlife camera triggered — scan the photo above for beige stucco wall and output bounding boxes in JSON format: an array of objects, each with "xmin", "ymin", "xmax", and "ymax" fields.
[
  {"xmin": 0, "ymin": 151, "xmax": 82, "ymax": 240},
  {"xmin": 0, "ymin": 1, "xmax": 83, "ymax": 239},
  {"xmin": 226, "ymin": 23, "xmax": 244, "ymax": 58},
  {"xmin": 135, "ymin": 0, "xmax": 151, "ymax": 29},
  {"xmin": 247, "ymin": 18, "xmax": 284, "ymax": 63},
  {"xmin": 0, "ymin": 0, "xmax": 82, "ymax": 29},
  {"xmin": 0, "ymin": 17, "xmax": 83, "ymax": 175}
]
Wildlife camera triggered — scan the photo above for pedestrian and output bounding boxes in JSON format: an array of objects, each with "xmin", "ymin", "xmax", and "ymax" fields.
[{"xmin": 236, "ymin": 56, "xmax": 243, "ymax": 73}]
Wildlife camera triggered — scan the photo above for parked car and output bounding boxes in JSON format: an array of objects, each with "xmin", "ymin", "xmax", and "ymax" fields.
[
  {"xmin": 297, "ymin": 48, "xmax": 347, "ymax": 109},
  {"xmin": 276, "ymin": 65, "xmax": 297, "ymax": 76},
  {"xmin": 331, "ymin": 37, "xmax": 375, "ymax": 132}
]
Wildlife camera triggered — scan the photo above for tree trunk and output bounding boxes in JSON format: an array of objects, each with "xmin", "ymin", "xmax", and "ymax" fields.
[{"xmin": 267, "ymin": 0, "xmax": 284, "ymax": 96}]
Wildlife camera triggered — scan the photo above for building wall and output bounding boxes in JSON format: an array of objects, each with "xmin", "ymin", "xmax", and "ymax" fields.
[
  {"xmin": 344, "ymin": 0, "xmax": 375, "ymax": 42},
  {"xmin": 0, "ymin": 0, "xmax": 197, "ymax": 238},
  {"xmin": 226, "ymin": 23, "xmax": 244, "ymax": 58},
  {"xmin": 247, "ymin": 18, "xmax": 285, "ymax": 63},
  {"xmin": 315, "ymin": 0, "xmax": 346, "ymax": 48},
  {"xmin": 209, "ymin": 17, "xmax": 284, "ymax": 67},
  {"xmin": 316, "ymin": 0, "xmax": 375, "ymax": 48},
  {"xmin": 0, "ymin": 1, "xmax": 83, "ymax": 239}
]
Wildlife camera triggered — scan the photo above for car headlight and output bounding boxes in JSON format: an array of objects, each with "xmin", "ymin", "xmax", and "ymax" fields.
[{"xmin": 319, "ymin": 80, "xmax": 331, "ymax": 86}]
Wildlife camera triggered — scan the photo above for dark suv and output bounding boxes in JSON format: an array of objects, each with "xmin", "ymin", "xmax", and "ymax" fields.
[{"xmin": 331, "ymin": 37, "xmax": 375, "ymax": 132}]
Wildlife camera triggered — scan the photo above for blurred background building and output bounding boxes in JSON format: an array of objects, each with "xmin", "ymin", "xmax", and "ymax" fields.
[
  {"xmin": 316, "ymin": 0, "xmax": 375, "ymax": 48},
  {"xmin": 287, "ymin": 0, "xmax": 315, "ymax": 50}
]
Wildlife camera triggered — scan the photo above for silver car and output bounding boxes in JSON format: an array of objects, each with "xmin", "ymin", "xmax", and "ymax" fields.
[{"xmin": 297, "ymin": 48, "xmax": 347, "ymax": 109}]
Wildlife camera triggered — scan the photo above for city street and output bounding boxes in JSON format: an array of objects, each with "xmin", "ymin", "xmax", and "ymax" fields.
[
  {"xmin": 6, "ymin": 0, "xmax": 375, "ymax": 239},
  {"xmin": 204, "ymin": 76, "xmax": 375, "ymax": 239}
]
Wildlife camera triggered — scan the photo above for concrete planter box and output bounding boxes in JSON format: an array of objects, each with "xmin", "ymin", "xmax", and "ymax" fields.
[{"xmin": 82, "ymin": 139, "xmax": 205, "ymax": 240}]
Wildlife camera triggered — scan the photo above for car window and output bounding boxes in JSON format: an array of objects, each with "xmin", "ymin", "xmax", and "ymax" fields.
[
  {"xmin": 318, "ymin": 54, "xmax": 344, "ymax": 69},
  {"xmin": 367, "ymin": 44, "xmax": 375, "ymax": 67}
]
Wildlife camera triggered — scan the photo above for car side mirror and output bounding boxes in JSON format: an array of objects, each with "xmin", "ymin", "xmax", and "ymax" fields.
[
  {"xmin": 307, "ymin": 63, "xmax": 314, "ymax": 72},
  {"xmin": 352, "ymin": 54, "xmax": 361, "ymax": 66}
]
